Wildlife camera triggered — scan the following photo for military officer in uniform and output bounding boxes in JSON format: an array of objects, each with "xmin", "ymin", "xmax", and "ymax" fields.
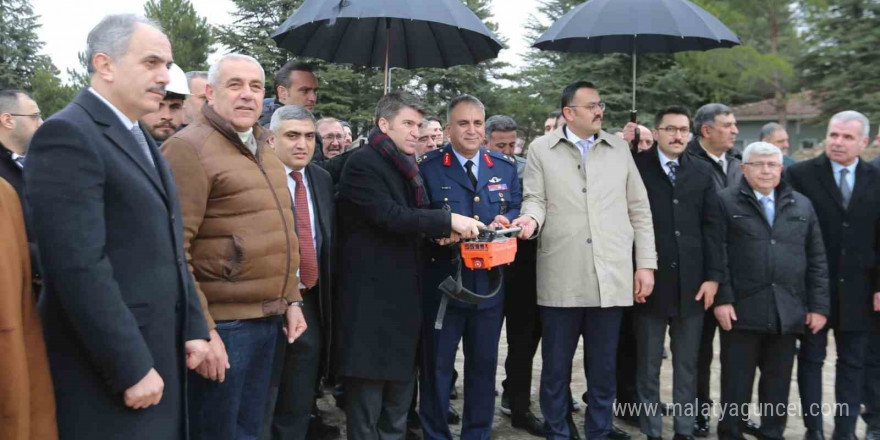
[{"xmin": 417, "ymin": 95, "xmax": 522, "ymax": 440}]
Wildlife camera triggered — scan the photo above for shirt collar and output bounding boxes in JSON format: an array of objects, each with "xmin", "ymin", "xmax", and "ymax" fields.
[
  {"xmin": 450, "ymin": 145, "xmax": 480, "ymax": 170},
  {"xmin": 699, "ymin": 139, "xmax": 726, "ymax": 163},
  {"xmin": 564, "ymin": 126, "xmax": 596, "ymax": 147},
  {"xmin": 830, "ymin": 157, "xmax": 859, "ymax": 175},
  {"xmin": 283, "ymin": 164, "xmax": 306, "ymax": 180},
  {"xmin": 88, "ymin": 87, "xmax": 137, "ymax": 130},
  {"xmin": 658, "ymin": 148, "xmax": 679, "ymax": 167},
  {"xmin": 754, "ymin": 189, "xmax": 774, "ymax": 203}
]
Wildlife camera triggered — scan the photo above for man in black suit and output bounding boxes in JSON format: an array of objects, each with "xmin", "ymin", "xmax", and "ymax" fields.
[
  {"xmin": 266, "ymin": 105, "xmax": 336, "ymax": 440},
  {"xmin": 786, "ymin": 110, "xmax": 880, "ymax": 440},
  {"xmin": 685, "ymin": 103, "xmax": 742, "ymax": 436},
  {"xmin": 0, "ymin": 89, "xmax": 43, "ymax": 292},
  {"xmin": 632, "ymin": 106, "xmax": 724, "ymax": 440},
  {"xmin": 336, "ymin": 92, "xmax": 482, "ymax": 440},
  {"xmin": 23, "ymin": 14, "xmax": 210, "ymax": 439}
]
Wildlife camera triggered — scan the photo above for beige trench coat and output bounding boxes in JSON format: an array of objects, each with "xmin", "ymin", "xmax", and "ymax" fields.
[{"xmin": 521, "ymin": 127, "xmax": 657, "ymax": 307}]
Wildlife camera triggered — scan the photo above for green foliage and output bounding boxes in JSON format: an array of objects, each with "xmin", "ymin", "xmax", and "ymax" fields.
[
  {"xmin": 0, "ymin": 0, "xmax": 50, "ymax": 89},
  {"xmin": 144, "ymin": 0, "xmax": 213, "ymax": 71},
  {"xmin": 798, "ymin": 0, "xmax": 880, "ymax": 123},
  {"xmin": 29, "ymin": 59, "xmax": 77, "ymax": 117}
]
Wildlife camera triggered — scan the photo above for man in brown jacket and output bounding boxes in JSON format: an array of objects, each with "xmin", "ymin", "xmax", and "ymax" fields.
[
  {"xmin": 0, "ymin": 178, "xmax": 57, "ymax": 440},
  {"xmin": 162, "ymin": 53, "xmax": 306, "ymax": 439}
]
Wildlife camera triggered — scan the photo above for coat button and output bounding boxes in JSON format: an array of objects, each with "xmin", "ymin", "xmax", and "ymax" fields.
[
  {"xmin": 673, "ymin": 199, "xmax": 679, "ymax": 204},
  {"xmin": 840, "ymin": 278, "xmax": 845, "ymax": 283},
  {"xmin": 671, "ymin": 262, "xmax": 677, "ymax": 268},
  {"xmin": 586, "ymin": 238, "xmax": 592, "ymax": 244},
  {"xmin": 170, "ymin": 214, "xmax": 176, "ymax": 222},
  {"xmin": 770, "ymin": 239, "xmax": 776, "ymax": 245},
  {"xmin": 473, "ymin": 215, "xmax": 480, "ymax": 221},
  {"xmin": 582, "ymin": 188, "xmax": 587, "ymax": 193},
  {"xmin": 841, "ymin": 249, "xmax": 847, "ymax": 256},
  {"xmin": 474, "ymin": 196, "xmax": 481, "ymax": 202},
  {"xmin": 674, "ymin": 230, "xmax": 681, "ymax": 237},
  {"xmin": 771, "ymin": 282, "xmax": 776, "ymax": 287},
  {"xmin": 843, "ymin": 222, "xmax": 849, "ymax": 228}
]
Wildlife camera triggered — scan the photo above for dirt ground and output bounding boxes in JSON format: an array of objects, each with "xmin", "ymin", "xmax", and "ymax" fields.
[{"xmin": 317, "ymin": 325, "xmax": 868, "ymax": 439}]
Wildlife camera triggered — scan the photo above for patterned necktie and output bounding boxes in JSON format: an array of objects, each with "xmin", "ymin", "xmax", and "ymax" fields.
[
  {"xmin": 465, "ymin": 160, "xmax": 477, "ymax": 188},
  {"xmin": 577, "ymin": 138, "xmax": 592, "ymax": 168},
  {"xmin": 666, "ymin": 161, "xmax": 678, "ymax": 185},
  {"xmin": 761, "ymin": 196, "xmax": 775, "ymax": 226},
  {"xmin": 839, "ymin": 168, "xmax": 852, "ymax": 208},
  {"xmin": 291, "ymin": 171, "xmax": 319, "ymax": 289},
  {"xmin": 130, "ymin": 124, "xmax": 156, "ymax": 167}
]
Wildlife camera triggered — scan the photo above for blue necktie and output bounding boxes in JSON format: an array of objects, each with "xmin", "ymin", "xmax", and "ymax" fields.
[
  {"xmin": 666, "ymin": 161, "xmax": 678, "ymax": 185},
  {"xmin": 839, "ymin": 168, "xmax": 852, "ymax": 208},
  {"xmin": 577, "ymin": 138, "xmax": 592, "ymax": 167},
  {"xmin": 761, "ymin": 196, "xmax": 775, "ymax": 225}
]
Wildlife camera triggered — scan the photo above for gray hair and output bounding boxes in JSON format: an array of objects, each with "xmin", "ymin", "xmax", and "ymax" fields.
[
  {"xmin": 86, "ymin": 14, "xmax": 162, "ymax": 75},
  {"xmin": 742, "ymin": 141, "xmax": 783, "ymax": 164},
  {"xmin": 694, "ymin": 103, "xmax": 733, "ymax": 138},
  {"xmin": 759, "ymin": 122, "xmax": 786, "ymax": 141},
  {"xmin": 207, "ymin": 53, "xmax": 265, "ymax": 86},
  {"xmin": 269, "ymin": 105, "xmax": 316, "ymax": 134},
  {"xmin": 185, "ymin": 70, "xmax": 207, "ymax": 86},
  {"xmin": 830, "ymin": 110, "xmax": 870, "ymax": 139},
  {"xmin": 485, "ymin": 115, "xmax": 518, "ymax": 140},
  {"xmin": 446, "ymin": 94, "xmax": 485, "ymax": 124},
  {"xmin": 375, "ymin": 92, "xmax": 425, "ymax": 123}
]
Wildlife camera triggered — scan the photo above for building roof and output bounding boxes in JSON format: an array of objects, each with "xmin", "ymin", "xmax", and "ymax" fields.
[{"xmin": 731, "ymin": 91, "xmax": 821, "ymax": 122}]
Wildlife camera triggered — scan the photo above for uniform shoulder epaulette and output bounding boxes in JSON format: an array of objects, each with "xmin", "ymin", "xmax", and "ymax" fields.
[
  {"xmin": 417, "ymin": 148, "xmax": 444, "ymax": 165},
  {"xmin": 487, "ymin": 149, "xmax": 516, "ymax": 166}
]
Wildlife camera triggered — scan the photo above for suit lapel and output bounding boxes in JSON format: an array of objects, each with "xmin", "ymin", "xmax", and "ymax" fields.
[
  {"xmin": 444, "ymin": 147, "xmax": 475, "ymax": 191},
  {"xmin": 305, "ymin": 166, "xmax": 329, "ymax": 253},
  {"xmin": 815, "ymin": 154, "xmax": 845, "ymax": 211},
  {"xmin": 848, "ymin": 159, "xmax": 871, "ymax": 212},
  {"xmin": 77, "ymin": 90, "xmax": 168, "ymax": 202}
]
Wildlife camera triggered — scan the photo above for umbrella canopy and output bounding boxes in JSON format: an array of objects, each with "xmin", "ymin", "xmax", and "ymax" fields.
[
  {"xmin": 533, "ymin": 0, "xmax": 741, "ymax": 54},
  {"xmin": 272, "ymin": 0, "xmax": 503, "ymax": 71}
]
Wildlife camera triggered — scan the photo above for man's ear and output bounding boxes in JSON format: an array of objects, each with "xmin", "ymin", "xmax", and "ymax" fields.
[
  {"xmin": 378, "ymin": 117, "xmax": 390, "ymax": 134},
  {"xmin": 0, "ymin": 113, "xmax": 14, "ymax": 130},
  {"xmin": 267, "ymin": 135, "xmax": 276, "ymax": 150}
]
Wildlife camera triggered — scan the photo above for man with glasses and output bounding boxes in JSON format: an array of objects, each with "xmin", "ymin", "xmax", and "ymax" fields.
[
  {"xmin": 511, "ymin": 80, "xmax": 657, "ymax": 440},
  {"xmin": 714, "ymin": 142, "xmax": 828, "ymax": 440},
  {"xmin": 316, "ymin": 118, "xmax": 346, "ymax": 159},
  {"xmin": 0, "ymin": 89, "xmax": 43, "ymax": 294},
  {"xmin": 632, "ymin": 106, "xmax": 723, "ymax": 440},
  {"xmin": 786, "ymin": 111, "xmax": 880, "ymax": 440}
]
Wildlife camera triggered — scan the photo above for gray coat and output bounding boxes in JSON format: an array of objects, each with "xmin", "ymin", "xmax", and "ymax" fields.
[{"xmin": 715, "ymin": 178, "xmax": 830, "ymax": 334}]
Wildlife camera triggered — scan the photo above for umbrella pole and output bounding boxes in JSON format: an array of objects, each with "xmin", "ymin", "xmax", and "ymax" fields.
[
  {"xmin": 630, "ymin": 45, "xmax": 640, "ymax": 151},
  {"xmin": 631, "ymin": 46, "xmax": 637, "ymax": 112},
  {"xmin": 383, "ymin": 22, "xmax": 390, "ymax": 95}
]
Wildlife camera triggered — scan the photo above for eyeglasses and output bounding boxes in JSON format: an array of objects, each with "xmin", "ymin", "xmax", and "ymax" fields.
[
  {"xmin": 566, "ymin": 101, "xmax": 606, "ymax": 113},
  {"xmin": 9, "ymin": 112, "xmax": 42, "ymax": 120},
  {"xmin": 322, "ymin": 134, "xmax": 345, "ymax": 142},
  {"xmin": 744, "ymin": 162, "xmax": 783, "ymax": 170},
  {"xmin": 659, "ymin": 126, "xmax": 690, "ymax": 135}
]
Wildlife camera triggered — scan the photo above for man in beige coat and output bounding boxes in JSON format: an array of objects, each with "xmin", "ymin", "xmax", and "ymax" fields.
[{"xmin": 512, "ymin": 81, "xmax": 657, "ymax": 439}]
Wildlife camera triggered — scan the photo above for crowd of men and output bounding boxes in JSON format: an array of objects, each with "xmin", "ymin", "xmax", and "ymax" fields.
[{"xmin": 3, "ymin": 13, "xmax": 880, "ymax": 440}]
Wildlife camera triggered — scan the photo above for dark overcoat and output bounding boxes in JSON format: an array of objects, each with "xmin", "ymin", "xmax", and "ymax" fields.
[
  {"xmin": 786, "ymin": 154, "xmax": 880, "ymax": 331},
  {"xmin": 335, "ymin": 144, "xmax": 451, "ymax": 381},
  {"xmin": 633, "ymin": 146, "xmax": 725, "ymax": 318},
  {"xmin": 24, "ymin": 90, "xmax": 209, "ymax": 439}
]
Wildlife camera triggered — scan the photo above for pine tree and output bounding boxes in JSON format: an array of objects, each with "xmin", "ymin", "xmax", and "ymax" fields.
[
  {"xmin": 0, "ymin": 0, "xmax": 51, "ymax": 89},
  {"xmin": 798, "ymin": 0, "xmax": 880, "ymax": 122},
  {"xmin": 144, "ymin": 0, "xmax": 213, "ymax": 71},
  {"xmin": 29, "ymin": 59, "xmax": 77, "ymax": 117}
]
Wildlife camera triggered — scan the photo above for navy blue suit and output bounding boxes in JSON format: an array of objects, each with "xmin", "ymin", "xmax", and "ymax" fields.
[{"xmin": 417, "ymin": 144, "xmax": 521, "ymax": 440}]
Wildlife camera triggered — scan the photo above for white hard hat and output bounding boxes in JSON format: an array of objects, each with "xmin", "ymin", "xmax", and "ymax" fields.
[{"xmin": 166, "ymin": 63, "xmax": 190, "ymax": 96}]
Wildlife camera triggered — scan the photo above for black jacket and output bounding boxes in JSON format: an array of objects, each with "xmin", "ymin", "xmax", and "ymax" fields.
[
  {"xmin": 0, "ymin": 142, "xmax": 40, "ymax": 288},
  {"xmin": 715, "ymin": 178, "xmax": 829, "ymax": 334},
  {"xmin": 686, "ymin": 137, "xmax": 743, "ymax": 191},
  {"xmin": 335, "ymin": 144, "xmax": 451, "ymax": 381},
  {"xmin": 25, "ymin": 89, "xmax": 209, "ymax": 439},
  {"xmin": 301, "ymin": 163, "xmax": 336, "ymax": 376},
  {"xmin": 786, "ymin": 154, "xmax": 880, "ymax": 331},
  {"xmin": 633, "ymin": 146, "xmax": 725, "ymax": 318}
]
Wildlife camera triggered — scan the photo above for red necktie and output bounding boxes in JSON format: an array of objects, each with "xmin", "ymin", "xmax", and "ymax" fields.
[{"xmin": 291, "ymin": 171, "xmax": 318, "ymax": 289}]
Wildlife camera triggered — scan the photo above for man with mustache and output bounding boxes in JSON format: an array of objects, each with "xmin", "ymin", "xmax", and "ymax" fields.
[
  {"xmin": 183, "ymin": 71, "xmax": 207, "ymax": 127},
  {"xmin": 684, "ymin": 103, "xmax": 742, "ymax": 437},
  {"xmin": 139, "ymin": 63, "xmax": 189, "ymax": 143},
  {"xmin": 417, "ymin": 95, "xmax": 521, "ymax": 440},
  {"xmin": 511, "ymin": 81, "xmax": 657, "ymax": 440},
  {"xmin": 786, "ymin": 111, "xmax": 880, "ymax": 440},
  {"xmin": 162, "ymin": 53, "xmax": 307, "ymax": 439},
  {"xmin": 316, "ymin": 117, "xmax": 345, "ymax": 159},
  {"xmin": 632, "ymin": 106, "xmax": 724, "ymax": 440}
]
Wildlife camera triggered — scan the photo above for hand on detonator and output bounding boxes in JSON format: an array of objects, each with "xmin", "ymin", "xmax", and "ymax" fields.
[
  {"xmin": 451, "ymin": 213, "xmax": 484, "ymax": 239},
  {"xmin": 488, "ymin": 215, "xmax": 510, "ymax": 230},
  {"xmin": 511, "ymin": 216, "xmax": 537, "ymax": 239}
]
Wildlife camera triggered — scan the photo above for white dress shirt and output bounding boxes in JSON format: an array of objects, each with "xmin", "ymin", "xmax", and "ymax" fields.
[
  {"xmin": 284, "ymin": 165, "xmax": 317, "ymax": 290},
  {"xmin": 564, "ymin": 126, "xmax": 596, "ymax": 158},
  {"xmin": 658, "ymin": 149, "xmax": 680, "ymax": 176},
  {"xmin": 830, "ymin": 158, "xmax": 859, "ymax": 189}
]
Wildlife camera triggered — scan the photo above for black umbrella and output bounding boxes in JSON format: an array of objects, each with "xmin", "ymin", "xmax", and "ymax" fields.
[
  {"xmin": 272, "ymin": 0, "xmax": 503, "ymax": 94},
  {"xmin": 533, "ymin": 0, "xmax": 741, "ymax": 138}
]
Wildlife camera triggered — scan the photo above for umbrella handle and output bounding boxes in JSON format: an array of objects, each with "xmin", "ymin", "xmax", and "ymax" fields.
[{"xmin": 630, "ymin": 110, "xmax": 640, "ymax": 152}]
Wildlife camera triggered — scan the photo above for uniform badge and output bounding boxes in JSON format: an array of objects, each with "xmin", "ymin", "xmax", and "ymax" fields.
[
  {"xmin": 488, "ymin": 176, "xmax": 502, "ymax": 183},
  {"xmin": 483, "ymin": 153, "xmax": 494, "ymax": 168},
  {"xmin": 442, "ymin": 152, "xmax": 452, "ymax": 167},
  {"xmin": 488, "ymin": 184, "xmax": 509, "ymax": 192}
]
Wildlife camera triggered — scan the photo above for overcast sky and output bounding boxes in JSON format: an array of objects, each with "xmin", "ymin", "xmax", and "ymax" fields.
[{"xmin": 31, "ymin": 0, "xmax": 540, "ymax": 82}]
